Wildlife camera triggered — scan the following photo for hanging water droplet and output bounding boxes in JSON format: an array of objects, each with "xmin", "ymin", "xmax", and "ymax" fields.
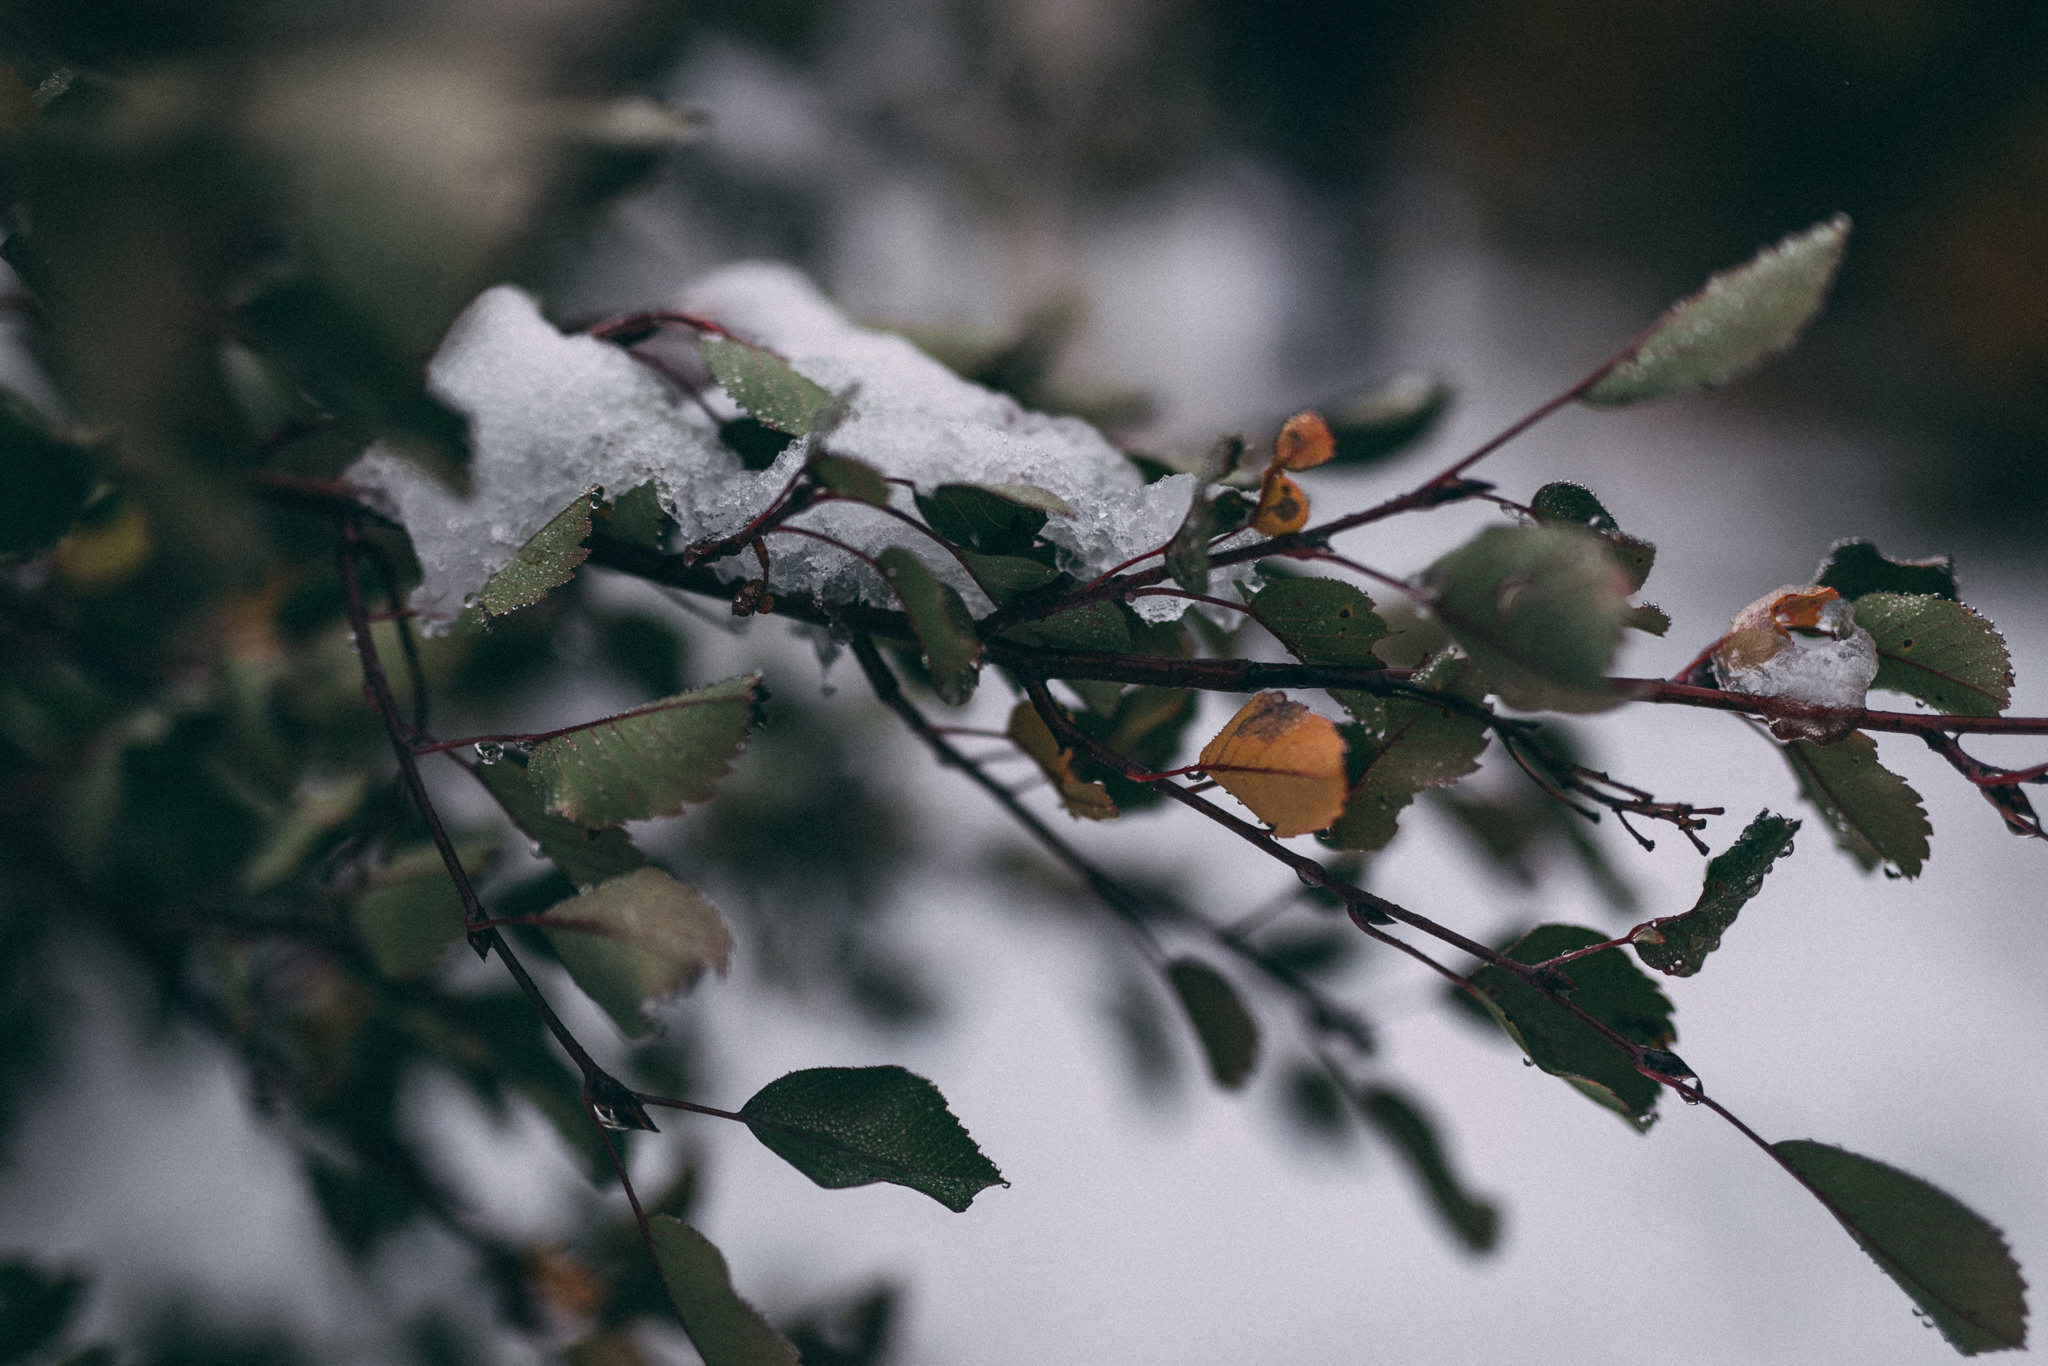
[
  {"xmin": 475, "ymin": 741, "xmax": 505, "ymax": 764},
  {"xmin": 528, "ymin": 839, "xmax": 544, "ymax": 858}
]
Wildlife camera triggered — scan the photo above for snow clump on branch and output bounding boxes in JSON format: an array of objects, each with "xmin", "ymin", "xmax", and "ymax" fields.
[{"xmin": 349, "ymin": 265, "xmax": 1231, "ymax": 630}]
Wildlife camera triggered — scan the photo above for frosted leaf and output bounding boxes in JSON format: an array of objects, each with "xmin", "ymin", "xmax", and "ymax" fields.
[
  {"xmin": 350, "ymin": 268, "xmax": 1239, "ymax": 629},
  {"xmin": 1712, "ymin": 585, "xmax": 1878, "ymax": 738}
]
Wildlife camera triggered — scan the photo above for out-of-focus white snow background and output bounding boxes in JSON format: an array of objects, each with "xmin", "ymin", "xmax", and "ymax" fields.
[{"xmin": 4, "ymin": 5, "xmax": 2045, "ymax": 1364}]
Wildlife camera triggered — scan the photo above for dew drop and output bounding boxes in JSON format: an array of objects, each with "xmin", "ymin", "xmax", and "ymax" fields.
[{"xmin": 475, "ymin": 741, "xmax": 505, "ymax": 764}]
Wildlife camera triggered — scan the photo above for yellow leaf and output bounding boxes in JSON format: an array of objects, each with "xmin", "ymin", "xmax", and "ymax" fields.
[
  {"xmin": 1272, "ymin": 411, "xmax": 1335, "ymax": 471},
  {"xmin": 53, "ymin": 503, "xmax": 153, "ymax": 593},
  {"xmin": 1007, "ymin": 702, "xmax": 1119, "ymax": 821},
  {"xmin": 1197, "ymin": 692, "xmax": 1347, "ymax": 837},
  {"xmin": 1251, "ymin": 470, "xmax": 1309, "ymax": 536}
]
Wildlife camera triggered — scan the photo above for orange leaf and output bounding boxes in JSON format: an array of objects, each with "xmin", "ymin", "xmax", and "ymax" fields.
[
  {"xmin": 1769, "ymin": 586, "xmax": 1839, "ymax": 631},
  {"xmin": 1197, "ymin": 692, "xmax": 1347, "ymax": 837},
  {"xmin": 1251, "ymin": 470, "xmax": 1310, "ymax": 536},
  {"xmin": 1272, "ymin": 411, "xmax": 1335, "ymax": 471},
  {"xmin": 1007, "ymin": 703, "xmax": 1119, "ymax": 821}
]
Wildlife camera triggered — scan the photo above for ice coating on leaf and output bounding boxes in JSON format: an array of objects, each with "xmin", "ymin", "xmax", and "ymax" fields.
[
  {"xmin": 350, "ymin": 270, "xmax": 1234, "ymax": 626},
  {"xmin": 1712, "ymin": 584, "xmax": 1878, "ymax": 713},
  {"xmin": 674, "ymin": 263, "xmax": 1233, "ymax": 621}
]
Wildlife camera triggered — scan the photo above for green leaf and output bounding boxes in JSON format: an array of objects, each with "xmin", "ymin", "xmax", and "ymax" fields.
[
  {"xmin": 1421, "ymin": 525, "xmax": 1633, "ymax": 713},
  {"xmin": 473, "ymin": 753, "xmax": 645, "ymax": 888},
  {"xmin": 1165, "ymin": 958, "xmax": 1260, "ymax": 1090},
  {"xmin": 974, "ymin": 482, "xmax": 1074, "ymax": 516},
  {"xmin": 1782, "ymin": 733, "xmax": 1931, "ymax": 878},
  {"xmin": 877, "ymin": 548, "xmax": 981, "ymax": 705},
  {"xmin": 476, "ymin": 490, "xmax": 595, "ymax": 618},
  {"xmin": 1773, "ymin": 1141, "xmax": 2028, "ymax": 1355},
  {"xmin": 1814, "ymin": 539, "xmax": 1959, "ymax": 602},
  {"xmin": 1323, "ymin": 372, "xmax": 1450, "ymax": 466},
  {"xmin": 527, "ymin": 676, "xmax": 765, "ymax": 827},
  {"xmin": 352, "ymin": 841, "xmax": 497, "ymax": 978},
  {"xmin": 957, "ymin": 550, "xmax": 1062, "ymax": 604},
  {"xmin": 812, "ymin": 455, "xmax": 891, "ymax": 507},
  {"xmin": 1853, "ymin": 593, "xmax": 2012, "ymax": 717},
  {"xmin": 1370, "ymin": 599, "xmax": 1452, "ymax": 669},
  {"xmin": 1632, "ymin": 811, "xmax": 1799, "ymax": 977},
  {"xmin": 1252, "ymin": 577, "xmax": 1388, "ymax": 667},
  {"xmin": 1355, "ymin": 1086, "xmax": 1500, "ymax": 1252},
  {"xmin": 1528, "ymin": 481, "xmax": 1617, "ymax": 531},
  {"xmin": 1324, "ymin": 655, "xmax": 1490, "ymax": 853},
  {"xmin": 914, "ymin": 484, "xmax": 1051, "ymax": 557},
  {"xmin": 1582, "ymin": 215, "xmax": 1851, "ymax": 406},
  {"xmin": 1626, "ymin": 603, "xmax": 1672, "ymax": 636},
  {"xmin": 542, "ymin": 867, "xmax": 733, "ymax": 1038},
  {"xmin": 599, "ymin": 481, "xmax": 668, "ymax": 549},
  {"xmin": 0, "ymin": 390, "xmax": 99, "ymax": 555},
  {"xmin": 700, "ymin": 335, "xmax": 833, "ymax": 435},
  {"xmin": 1528, "ymin": 481, "xmax": 1655, "ymax": 592},
  {"xmin": 998, "ymin": 600, "xmax": 1130, "ymax": 653},
  {"xmin": 647, "ymin": 1216, "xmax": 801, "ymax": 1366},
  {"xmin": 740, "ymin": 1066, "xmax": 1006, "ymax": 1212},
  {"xmin": 1469, "ymin": 924, "xmax": 1677, "ymax": 1130}
]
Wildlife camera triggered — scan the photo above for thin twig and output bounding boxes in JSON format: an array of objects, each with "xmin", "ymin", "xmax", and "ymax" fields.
[{"xmin": 337, "ymin": 520, "xmax": 655, "ymax": 1132}]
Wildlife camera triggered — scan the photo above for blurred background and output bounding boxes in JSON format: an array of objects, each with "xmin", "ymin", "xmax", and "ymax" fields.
[{"xmin": 2, "ymin": 1, "xmax": 2046, "ymax": 1363}]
